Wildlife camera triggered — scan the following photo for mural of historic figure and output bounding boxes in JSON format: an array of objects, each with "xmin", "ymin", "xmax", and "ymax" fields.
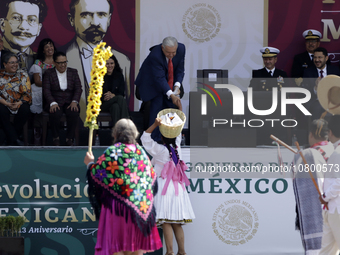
[
  {"xmin": 60, "ymin": 0, "xmax": 131, "ymax": 121},
  {"xmin": 0, "ymin": 0, "xmax": 47, "ymax": 72}
]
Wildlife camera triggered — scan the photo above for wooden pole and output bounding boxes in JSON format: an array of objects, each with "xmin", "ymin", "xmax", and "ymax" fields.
[
  {"xmin": 270, "ymin": 134, "xmax": 328, "ymax": 210},
  {"xmin": 270, "ymin": 134, "xmax": 297, "ymax": 154},
  {"xmin": 88, "ymin": 127, "xmax": 94, "ymax": 153}
]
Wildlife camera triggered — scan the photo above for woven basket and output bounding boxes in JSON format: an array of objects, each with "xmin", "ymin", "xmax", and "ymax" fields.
[{"xmin": 157, "ymin": 108, "xmax": 186, "ymax": 138}]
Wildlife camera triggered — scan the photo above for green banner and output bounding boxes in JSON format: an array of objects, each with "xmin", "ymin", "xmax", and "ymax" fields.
[{"xmin": 0, "ymin": 147, "xmax": 109, "ymax": 255}]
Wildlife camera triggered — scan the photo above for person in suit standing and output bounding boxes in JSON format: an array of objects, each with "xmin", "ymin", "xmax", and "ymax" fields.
[
  {"xmin": 291, "ymin": 29, "xmax": 321, "ymax": 86},
  {"xmin": 302, "ymin": 47, "xmax": 340, "ymax": 120},
  {"xmin": 135, "ymin": 36, "xmax": 183, "ymax": 141},
  {"xmin": 43, "ymin": 52, "xmax": 82, "ymax": 146},
  {"xmin": 249, "ymin": 47, "xmax": 287, "ymax": 91}
]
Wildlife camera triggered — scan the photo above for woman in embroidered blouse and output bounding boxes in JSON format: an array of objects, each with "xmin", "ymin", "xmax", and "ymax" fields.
[
  {"xmin": 101, "ymin": 55, "xmax": 129, "ymax": 127},
  {"xmin": 141, "ymin": 117, "xmax": 195, "ymax": 255},
  {"xmin": 29, "ymin": 38, "xmax": 56, "ymax": 114},
  {"xmin": 29, "ymin": 38, "xmax": 56, "ymax": 145},
  {"xmin": 84, "ymin": 119, "xmax": 162, "ymax": 255},
  {"xmin": 0, "ymin": 53, "xmax": 31, "ymax": 145}
]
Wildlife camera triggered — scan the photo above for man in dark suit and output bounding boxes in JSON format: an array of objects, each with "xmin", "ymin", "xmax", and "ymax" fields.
[
  {"xmin": 135, "ymin": 36, "xmax": 183, "ymax": 141},
  {"xmin": 291, "ymin": 29, "xmax": 322, "ymax": 86},
  {"xmin": 249, "ymin": 47, "xmax": 287, "ymax": 91},
  {"xmin": 303, "ymin": 47, "xmax": 340, "ymax": 120},
  {"xmin": 43, "ymin": 52, "xmax": 82, "ymax": 146}
]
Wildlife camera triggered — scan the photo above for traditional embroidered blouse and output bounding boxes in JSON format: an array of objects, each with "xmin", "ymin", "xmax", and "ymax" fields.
[{"xmin": 0, "ymin": 69, "xmax": 31, "ymax": 114}]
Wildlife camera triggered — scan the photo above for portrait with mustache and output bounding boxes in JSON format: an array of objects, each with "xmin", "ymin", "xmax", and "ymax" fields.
[
  {"xmin": 61, "ymin": 0, "xmax": 131, "ymax": 122},
  {"xmin": 67, "ymin": 0, "xmax": 111, "ymax": 48},
  {"xmin": 0, "ymin": 0, "xmax": 47, "ymax": 71}
]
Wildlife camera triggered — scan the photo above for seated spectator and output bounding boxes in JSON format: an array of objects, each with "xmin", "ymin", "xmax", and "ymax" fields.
[
  {"xmin": 43, "ymin": 52, "xmax": 82, "ymax": 146},
  {"xmin": 29, "ymin": 38, "xmax": 56, "ymax": 145},
  {"xmin": 291, "ymin": 29, "xmax": 321, "ymax": 86},
  {"xmin": 302, "ymin": 47, "xmax": 340, "ymax": 120},
  {"xmin": 101, "ymin": 55, "xmax": 129, "ymax": 127},
  {"xmin": 0, "ymin": 52, "xmax": 31, "ymax": 145},
  {"xmin": 249, "ymin": 47, "xmax": 288, "ymax": 91}
]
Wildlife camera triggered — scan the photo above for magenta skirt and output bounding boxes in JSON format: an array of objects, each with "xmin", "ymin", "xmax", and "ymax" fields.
[{"xmin": 95, "ymin": 203, "xmax": 162, "ymax": 255}]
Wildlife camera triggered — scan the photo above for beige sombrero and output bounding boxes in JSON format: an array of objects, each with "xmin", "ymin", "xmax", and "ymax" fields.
[{"xmin": 317, "ymin": 75, "xmax": 340, "ymax": 115}]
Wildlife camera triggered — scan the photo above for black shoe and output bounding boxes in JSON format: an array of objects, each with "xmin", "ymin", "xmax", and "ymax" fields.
[
  {"xmin": 66, "ymin": 138, "xmax": 74, "ymax": 146},
  {"xmin": 53, "ymin": 137, "xmax": 60, "ymax": 146},
  {"xmin": 15, "ymin": 139, "xmax": 24, "ymax": 146}
]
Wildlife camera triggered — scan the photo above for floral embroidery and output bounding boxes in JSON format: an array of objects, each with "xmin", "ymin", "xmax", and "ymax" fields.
[
  {"xmin": 146, "ymin": 189, "xmax": 152, "ymax": 200},
  {"xmin": 95, "ymin": 169, "xmax": 107, "ymax": 181},
  {"xmin": 106, "ymin": 161, "xmax": 119, "ymax": 174},
  {"xmin": 137, "ymin": 160, "xmax": 146, "ymax": 172},
  {"xmin": 91, "ymin": 143, "xmax": 156, "ymax": 216},
  {"xmin": 151, "ymin": 168, "xmax": 155, "ymax": 179},
  {"xmin": 134, "ymin": 189, "xmax": 143, "ymax": 201},
  {"xmin": 123, "ymin": 158, "xmax": 131, "ymax": 167},
  {"xmin": 110, "ymin": 149, "xmax": 122, "ymax": 160},
  {"xmin": 124, "ymin": 168, "xmax": 131, "ymax": 175},
  {"xmin": 130, "ymin": 172, "xmax": 140, "ymax": 184},
  {"xmin": 116, "ymin": 178, "xmax": 124, "ymax": 185},
  {"xmin": 121, "ymin": 184, "xmax": 133, "ymax": 197},
  {"xmin": 140, "ymin": 201, "xmax": 149, "ymax": 213},
  {"xmin": 97, "ymin": 154, "xmax": 106, "ymax": 165},
  {"xmin": 145, "ymin": 166, "xmax": 151, "ymax": 177},
  {"xmin": 108, "ymin": 178, "xmax": 116, "ymax": 187},
  {"xmin": 140, "ymin": 177, "xmax": 148, "ymax": 189}
]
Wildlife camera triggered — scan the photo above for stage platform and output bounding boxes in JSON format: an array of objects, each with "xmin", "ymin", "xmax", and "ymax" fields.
[{"xmin": 0, "ymin": 146, "xmax": 306, "ymax": 255}]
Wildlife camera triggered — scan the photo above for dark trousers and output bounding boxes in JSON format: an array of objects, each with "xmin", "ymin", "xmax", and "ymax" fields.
[
  {"xmin": 49, "ymin": 104, "xmax": 80, "ymax": 139},
  {"xmin": 149, "ymin": 95, "xmax": 176, "ymax": 142},
  {"xmin": 101, "ymin": 95, "xmax": 129, "ymax": 127},
  {"xmin": 0, "ymin": 103, "xmax": 30, "ymax": 145}
]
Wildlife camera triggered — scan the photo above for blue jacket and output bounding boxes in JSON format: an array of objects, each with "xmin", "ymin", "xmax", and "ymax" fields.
[{"xmin": 135, "ymin": 43, "xmax": 185, "ymax": 102}]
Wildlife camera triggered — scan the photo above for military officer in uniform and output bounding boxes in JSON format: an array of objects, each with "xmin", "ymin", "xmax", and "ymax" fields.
[
  {"xmin": 291, "ymin": 29, "xmax": 321, "ymax": 86},
  {"xmin": 249, "ymin": 47, "xmax": 287, "ymax": 91}
]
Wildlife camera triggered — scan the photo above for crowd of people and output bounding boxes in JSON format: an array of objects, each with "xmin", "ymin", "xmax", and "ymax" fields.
[{"xmin": 0, "ymin": 35, "xmax": 130, "ymax": 146}]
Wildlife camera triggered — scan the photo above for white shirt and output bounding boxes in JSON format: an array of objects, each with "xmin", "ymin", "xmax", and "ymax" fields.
[
  {"xmin": 317, "ymin": 65, "xmax": 327, "ymax": 77},
  {"xmin": 140, "ymin": 132, "xmax": 181, "ymax": 176},
  {"xmin": 323, "ymin": 139, "xmax": 340, "ymax": 213},
  {"xmin": 50, "ymin": 69, "xmax": 72, "ymax": 107},
  {"xmin": 265, "ymin": 67, "xmax": 275, "ymax": 76},
  {"xmin": 56, "ymin": 69, "xmax": 67, "ymax": 91},
  {"xmin": 309, "ymin": 52, "xmax": 314, "ymax": 61}
]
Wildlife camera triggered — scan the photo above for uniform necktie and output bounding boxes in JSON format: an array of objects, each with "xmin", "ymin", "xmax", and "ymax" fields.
[
  {"xmin": 168, "ymin": 59, "xmax": 174, "ymax": 90},
  {"xmin": 311, "ymin": 54, "xmax": 314, "ymax": 61},
  {"xmin": 320, "ymin": 70, "xmax": 324, "ymax": 78},
  {"xmin": 268, "ymin": 70, "xmax": 272, "ymax": 76}
]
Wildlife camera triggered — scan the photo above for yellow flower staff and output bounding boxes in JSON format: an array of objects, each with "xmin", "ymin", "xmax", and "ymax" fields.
[{"xmin": 84, "ymin": 42, "xmax": 113, "ymax": 153}]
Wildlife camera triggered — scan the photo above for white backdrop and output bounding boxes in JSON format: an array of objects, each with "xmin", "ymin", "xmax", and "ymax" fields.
[
  {"xmin": 176, "ymin": 147, "xmax": 305, "ymax": 255},
  {"xmin": 139, "ymin": 0, "xmax": 265, "ymax": 126}
]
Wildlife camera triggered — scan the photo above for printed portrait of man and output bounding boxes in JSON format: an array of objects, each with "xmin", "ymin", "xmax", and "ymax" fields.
[
  {"xmin": 61, "ymin": 0, "xmax": 131, "ymax": 121},
  {"xmin": 0, "ymin": 0, "xmax": 47, "ymax": 71}
]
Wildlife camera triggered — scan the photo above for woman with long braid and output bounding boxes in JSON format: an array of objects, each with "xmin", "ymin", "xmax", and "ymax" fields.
[{"xmin": 141, "ymin": 117, "xmax": 195, "ymax": 255}]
